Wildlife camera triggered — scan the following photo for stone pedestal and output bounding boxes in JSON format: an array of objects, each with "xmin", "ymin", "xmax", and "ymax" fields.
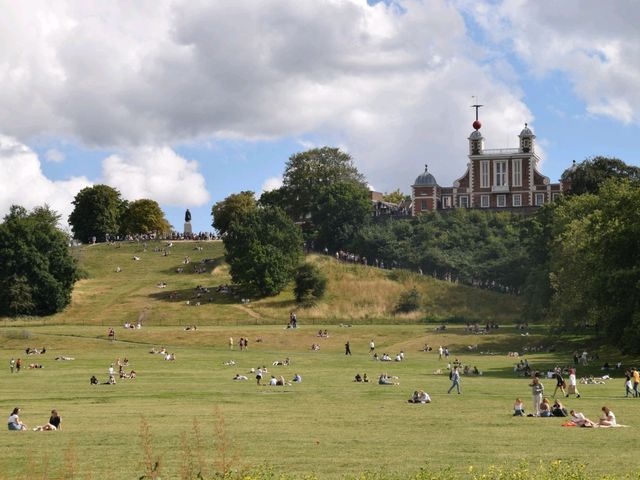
[{"xmin": 184, "ymin": 222, "xmax": 193, "ymax": 238}]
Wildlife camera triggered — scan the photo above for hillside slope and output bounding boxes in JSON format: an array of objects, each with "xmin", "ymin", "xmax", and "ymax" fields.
[{"xmin": 2, "ymin": 240, "xmax": 523, "ymax": 326}]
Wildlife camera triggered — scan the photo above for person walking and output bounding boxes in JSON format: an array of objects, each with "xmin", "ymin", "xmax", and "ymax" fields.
[
  {"xmin": 9, "ymin": 358, "xmax": 15, "ymax": 373},
  {"xmin": 345, "ymin": 341, "xmax": 352, "ymax": 356},
  {"xmin": 369, "ymin": 339, "xmax": 375, "ymax": 354},
  {"xmin": 566, "ymin": 367, "xmax": 581, "ymax": 398},
  {"xmin": 553, "ymin": 369, "xmax": 566, "ymax": 398},
  {"xmin": 530, "ymin": 376, "xmax": 544, "ymax": 416},
  {"xmin": 438, "ymin": 346, "xmax": 443, "ymax": 360},
  {"xmin": 229, "ymin": 337, "xmax": 234, "ymax": 351},
  {"xmin": 447, "ymin": 366, "xmax": 461, "ymax": 394},
  {"xmin": 15, "ymin": 358, "xmax": 21, "ymax": 373},
  {"xmin": 632, "ymin": 368, "xmax": 640, "ymax": 398}
]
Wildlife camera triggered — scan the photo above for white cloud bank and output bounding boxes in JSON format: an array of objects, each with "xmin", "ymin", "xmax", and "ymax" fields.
[
  {"xmin": 0, "ymin": 0, "xmax": 637, "ymax": 192},
  {"xmin": 102, "ymin": 147, "xmax": 210, "ymax": 206},
  {"xmin": 0, "ymin": 135, "xmax": 90, "ymax": 223},
  {"xmin": 0, "ymin": 137, "xmax": 209, "ymax": 226}
]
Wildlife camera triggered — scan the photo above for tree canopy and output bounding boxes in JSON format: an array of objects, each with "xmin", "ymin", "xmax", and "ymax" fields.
[
  {"xmin": 223, "ymin": 206, "xmax": 302, "ymax": 296},
  {"xmin": 561, "ymin": 156, "xmax": 640, "ymax": 195},
  {"xmin": 277, "ymin": 147, "xmax": 366, "ymax": 221},
  {"xmin": 120, "ymin": 199, "xmax": 171, "ymax": 236},
  {"xmin": 68, "ymin": 184, "xmax": 126, "ymax": 242},
  {"xmin": 312, "ymin": 181, "xmax": 371, "ymax": 251},
  {"xmin": 0, "ymin": 205, "xmax": 79, "ymax": 316},
  {"xmin": 211, "ymin": 191, "xmax": 257, "ymax": 235}
]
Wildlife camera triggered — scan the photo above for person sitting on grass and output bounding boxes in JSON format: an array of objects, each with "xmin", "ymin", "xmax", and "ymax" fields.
[
  {"xmin": 354, "ymin": 373, "xmax": 363, "ymax": 382},
  {"xmin": 598, "ymin": 406, "xmax": 617, "ymax": 427},
  {"xmin": 233, "ymin": 373, "xmax": 248, "ymax": 381},
  {"xmin": 378, "ymin": 373, "xmax": 399, "ymax": 385},
  {"xmin": 408, "ymin": 390, "xmax": 431, "ymax": 403},
  {"xmin": 539, "ymin": 398, "xmax": 553, "ymax": 417},
  {"xmin": 8, "ymin": 407, "xmax": 27, "ymax": 431},
  {"xmin": 34, "ymin": 410, "xmax": 61, "ymax": 431},
  {"xmin": 552, "ymin": 399, "xmax": 568, "ymax": 417},
  {"xmin": 90, "ymin": 375, "xmax": 99, "ymax": 385},
  {"xmin": 292, "ymin": 373, "xmax": 302, "ymax": 383},
  {"xmin": 513, "ymin": 398, "xmax": 525, "ymax": 416},
  {"xmin": 269, "ymin": 376, "xmax": 278, "ymax": 386}
]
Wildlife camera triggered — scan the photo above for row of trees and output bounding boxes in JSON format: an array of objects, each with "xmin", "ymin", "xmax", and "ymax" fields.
[
  {"xmin": 68, "ymin": 185, "xmax": 171, "ymax": 243},
  {"xmin": 523, "ymin": 158, "xmax": 640, "ymax": 352}
]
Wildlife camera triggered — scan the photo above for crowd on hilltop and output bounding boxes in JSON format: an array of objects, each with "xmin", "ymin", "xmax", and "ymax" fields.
[{"xmin": 104, "ymin": 232, "xmax": 219, "ymax": 243}]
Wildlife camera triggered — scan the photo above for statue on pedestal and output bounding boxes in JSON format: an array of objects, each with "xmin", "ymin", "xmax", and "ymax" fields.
[{"xmin": 184, "ymin": 209, "xmax": 193, "ymax": 238}]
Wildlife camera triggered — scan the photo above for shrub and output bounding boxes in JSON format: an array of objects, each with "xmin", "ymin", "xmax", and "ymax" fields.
[
  {"xmin": 294, "ymin": 263, "xmax": 328, "ymax": 306},
  {"xmin": 395, "ymin": 287, "xmax": 421, "ymax": 313}
]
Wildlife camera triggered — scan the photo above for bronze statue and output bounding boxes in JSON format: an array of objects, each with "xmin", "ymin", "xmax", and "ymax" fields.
[{"xmin": 185, "ymin": 209, "xmax": 191, "ymax": 223}]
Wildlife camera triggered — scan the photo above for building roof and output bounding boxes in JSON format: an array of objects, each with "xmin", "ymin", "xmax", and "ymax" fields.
[
  {"xmin": 519, "ymin": 123, "xmax": 534, "ymax": 137},
  {"xmin": 413, "ymin": 165, "xmax": 438, "ymax": 186}
]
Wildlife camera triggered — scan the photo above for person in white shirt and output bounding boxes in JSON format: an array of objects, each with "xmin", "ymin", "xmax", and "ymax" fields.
[
  {"xmin": 598, "ymin": 406, "xmax": 616, "ymax": 426},
  {"xmin": 569, "ymin": 410, "xmax": 595, "ymax": 427}
]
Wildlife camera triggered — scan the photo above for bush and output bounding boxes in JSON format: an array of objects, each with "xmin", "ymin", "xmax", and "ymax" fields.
[
  {"xmin": 294, "ymin": 263, "xmax": 327, "ymax": 306},
  {"xmin": 394, "ymin": 287, "xmax": 421, "ymax": 314}
]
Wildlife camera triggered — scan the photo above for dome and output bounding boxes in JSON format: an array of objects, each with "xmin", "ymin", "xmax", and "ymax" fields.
[
  {"xmin": 414, "ymin": 165, "xmax": 438, "ymax": 186},
  {"xmin": 519, "ymin": 123, "xmax": 534, "ymax": 137},
  {"xmin": 469, "ymin": 130, "xmax": 483, "ymax": 140}
]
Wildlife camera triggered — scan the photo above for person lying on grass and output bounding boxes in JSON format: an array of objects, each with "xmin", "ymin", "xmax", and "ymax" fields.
[{"xmin": 569, "ymin": 409, "xmax": 596, "ymax": 427}]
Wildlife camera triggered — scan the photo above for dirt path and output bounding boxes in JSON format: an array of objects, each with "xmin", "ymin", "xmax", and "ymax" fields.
[{"xmin": 232, "ymin": 304, "xmax": 262, "ymax": 319}]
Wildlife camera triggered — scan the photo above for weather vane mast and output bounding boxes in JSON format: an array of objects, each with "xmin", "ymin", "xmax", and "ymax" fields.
[{"xmin": 471, "ymin": 96, "xmax": 483, "ymax": 130}]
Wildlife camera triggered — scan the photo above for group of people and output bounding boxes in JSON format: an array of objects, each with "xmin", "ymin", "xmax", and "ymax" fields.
[{"xmin": 8, "ymin": 407, "xmax": 61, "ymax": 432}]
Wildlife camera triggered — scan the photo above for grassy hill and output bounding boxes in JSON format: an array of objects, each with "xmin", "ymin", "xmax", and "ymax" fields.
[
  {"xmin": 2, "ymin": 239, "xmax": 523, "ymax": 328},
  {"xmin": 1, "ymin": 241, "xmax": 638, "ymax": 479}
]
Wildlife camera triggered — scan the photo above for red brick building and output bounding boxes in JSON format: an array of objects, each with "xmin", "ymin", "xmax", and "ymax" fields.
[{"xmin": 412, "ymin": 120, "xmax": 569, "ymax": 215}]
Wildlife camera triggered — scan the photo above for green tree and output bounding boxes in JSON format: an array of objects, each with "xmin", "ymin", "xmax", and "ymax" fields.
[
  {"xmin": 312, "ymin": 181, "xmax": 371, "ymax": 251},
  {"xmin": 0, "ymin": 205, "xmax": 79, "ymax": 316},
  {"xmin": 211, "ymin": 191, "xmax": 257, "ymax": 235},
  {"xmin": 281, "ymin": 147, "xmax": 366, "ymax": 221},
  {"xmin": 120, "ymin": 199, "xmax": 171, "ymax": 236},
  {"xmin": 223, "ymin": 206, "xmax": 302, "ymax": 296},
  {"xmin": 382, "ymin": 189, "xmax": 409, "ymax": 204},
  {"xmin": 548, "ymin": 178, "xmax": 640, "ymax": 351},
  {"xmin": 294, "ymin": 263, "xmax": 327, "ymax": 305},
  {"xmin": 68, "ymin": 184, "xmax": 126, "ymax": 242},
  {"xmin": 561, "ymin": 156, "xmax": 640, "ymax": 195}
]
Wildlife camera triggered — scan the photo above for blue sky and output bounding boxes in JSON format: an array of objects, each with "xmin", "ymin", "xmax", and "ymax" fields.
[{"xmin": 0, "ymin": 0, "xmax": 638, "ymax": 233}]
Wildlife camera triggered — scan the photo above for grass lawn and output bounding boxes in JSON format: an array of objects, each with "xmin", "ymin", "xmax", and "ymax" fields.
[{"xmin": 1, "ymin": 323, "xmax": 639, "ymax": 479}]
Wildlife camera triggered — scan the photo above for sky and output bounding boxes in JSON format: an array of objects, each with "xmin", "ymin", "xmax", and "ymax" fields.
[{"xmin": 0, "ymin": 0, "xmax": 638, "ymax": 233}]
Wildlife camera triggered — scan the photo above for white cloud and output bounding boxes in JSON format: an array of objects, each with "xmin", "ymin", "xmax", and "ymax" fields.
[
  {"xmin": 101, "ymin": 147, "xmax": 210, "ymax": 206},
  {"xmin": 45, "ymin": 148, "xmax": 65, "ymax": 163},
  {"xmin": 0, "ymin": 135, "xmax": 90, "ymax": 225},
  {"xmin": 464, "ymin": 0, "xmax": 640, "ymax": 125},
  {"xmin": 0, "ymin": 0, "xmax": 568, "ymax": 191},
  {"xmin": 260, "ymin": 176, "xmax": 283, "ymax": 194}
]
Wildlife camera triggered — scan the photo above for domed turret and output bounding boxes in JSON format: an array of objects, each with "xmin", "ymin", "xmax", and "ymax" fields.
[
  {"xmin": 414, "ymin": 164, "xmax": 438, "ymax": 187},
  {"xmin": 519, "ymin": 123, "xmax": 535, "ymax": 153}
]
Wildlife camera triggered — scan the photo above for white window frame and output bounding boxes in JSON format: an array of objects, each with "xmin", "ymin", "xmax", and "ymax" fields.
[
  {"xmin": 497, "ymin": 195, "xmax": 506, "ymax": 207},
  {"xmin": 535, "ymin": 193, "xmax": 545, "ymax": 206},
  {"xmin": 443, "ymin": 196, "xmax": 451, "ymax": 208},
  {"xmin": 480, "ymin": 161, "xmax": 490, "ymax": 188},
  {"xmin": 459, "ymin": 196, "xmax": 469, "ymax": 208},
  {"xmin": 512, "ymin": 159, "xmax": 522, "ymax": 187},
  {"xmin": 494, "ymin": 161, "xmax": 508, "ymax": 187},
  {"xmin": 512, "ymin": 194, "xmax": 522, "ymax": 207},
  {"xmin": 480, "ymin": 195, "xmax": 490, "ymax": 208}
]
